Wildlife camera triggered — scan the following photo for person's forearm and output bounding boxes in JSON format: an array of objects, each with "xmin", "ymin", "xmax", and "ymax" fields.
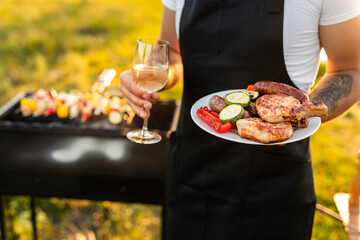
[{"xmin": 309, "ymin": 70, "xmax": 360, "ymax": 122}]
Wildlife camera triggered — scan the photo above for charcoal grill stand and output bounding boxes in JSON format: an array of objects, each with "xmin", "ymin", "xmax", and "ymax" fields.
[
  {"xmin": 30, "ymin": 197, "xmax": 37, "ymax": 240},
  {"xmin": 0, "ymin": 195, "xmax": 40, "ymax": 240}
]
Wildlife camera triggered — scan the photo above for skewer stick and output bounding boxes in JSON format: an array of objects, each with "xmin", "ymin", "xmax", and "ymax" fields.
[{"xmin": 316, "ymin": 203, "xmax": 360, "ymax": 233}]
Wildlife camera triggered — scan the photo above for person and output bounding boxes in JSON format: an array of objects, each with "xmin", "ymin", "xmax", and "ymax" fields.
[{"xmin": 119, "ymin": 0, "xmax": 360, "ymax": 239}]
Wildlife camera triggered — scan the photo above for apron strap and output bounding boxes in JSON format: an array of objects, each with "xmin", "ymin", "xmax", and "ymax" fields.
[{"xmin": 266, "ymin": 0, "xmax": 283, "ymax": 13}]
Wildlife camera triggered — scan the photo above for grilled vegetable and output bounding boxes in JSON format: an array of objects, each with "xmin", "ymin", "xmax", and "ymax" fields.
[
  {"xmin": 56, "ymin": 104, "xmax": 69, "ymax": 118},
  {"xmin": 109, "ymin": 111, "xmax": 122, "ymax": 125},
  {"xmin": 46, "ymin": 102, "xmax": 56, "ymax": 116},
  {"xmin": 20, "ymin": 98, "xmax": 38, "ymax": 112},
  {"xmin": 205, "ymin": 107, "xmax": 220, "ymax": 118},
  {"xmin": 33, "ymin": 101, "xmax": 48, "ymax": 117},
  {"xmin": 246, "ymin": 84, "xmax": 255, "ymax": 91},
  {"xmin": 245, "ymin": 102, "xmax": 259, "ymax": 117},
  {"xmin": 81, "ymin": 107, "xmax": 92, "ymax": 122},
  {"xmin": 197, "ymin": 107, "xmax": 232, "ymax": 133},
  {"xmin": 245, "ymin": 90, "xmax": 259, "ymax": 101},
  {"xmin": 219, "ymin": 104, "xmax": 244, "ymax": 123},
  {"xmin": 224, "ymin": 92, "xmax": 250, "ymax": 107}
]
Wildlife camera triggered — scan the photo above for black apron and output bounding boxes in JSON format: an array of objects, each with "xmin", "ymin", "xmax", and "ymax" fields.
[{"xmin": 165, "ymin": 0, "xmax": 316, "ymax": 239}]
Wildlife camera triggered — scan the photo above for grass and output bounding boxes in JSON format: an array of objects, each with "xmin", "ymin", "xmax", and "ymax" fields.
[
  {"xmin": 1, "ymin": 0, "xmax": 360, "ymax": 239},
  {"xmin": 311, "ymin": 104, "xmax": 360, "ymax": 239},
  {"xmin": 0, "ymin": 0, "xmax": 181, "ymax": 106}
]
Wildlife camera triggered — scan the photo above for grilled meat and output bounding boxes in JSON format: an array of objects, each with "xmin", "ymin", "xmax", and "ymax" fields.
[
  {"xmin": 236, "ymin": 118, "xmax": 293, "ymax": 144},
  {"xmin": 256, "ymin": 93, "xmax": 327, "ymax": 127},
  {"xmin": 205, "ymin": 81, "xmax": 328, "ymax": 144},
  {"xmin": 254, "ymin": 80, "xmax": 310, "ymax": 103},
  {"xmin": 256, "ymin": 94, "xmax": 302, "ymax": 123},
  {"xmin": 291, "ymin": 118, "xmax": 309, "ymax": 128},
  {"xmin": 209, "ymin": 95, "xmax": 227, "ymax": 113},
  {"xmin": 289, "ymin": 102, "xmax": 328, "ymax": 120}
]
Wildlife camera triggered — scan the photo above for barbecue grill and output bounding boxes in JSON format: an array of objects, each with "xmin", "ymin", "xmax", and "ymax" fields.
[
  {"xmin": 0, "ymin": 92, "xmax": 180, "ymax": 203},
  {"xmin": 0, "ymin": 91, "xmax": 180, "ymax": 239}
]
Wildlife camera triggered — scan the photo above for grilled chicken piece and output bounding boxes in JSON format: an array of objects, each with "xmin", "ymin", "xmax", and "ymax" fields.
[
  {"xmin": 256, "ymin": 94, "xmax": 302, "ymax": 123},
  {"xmin": 256, "ymin": 94, "xmax": 327, "ymax": 127},
  {"xmin": 236, "ymin": 118, "xmax": 293, "ymax": 144}
]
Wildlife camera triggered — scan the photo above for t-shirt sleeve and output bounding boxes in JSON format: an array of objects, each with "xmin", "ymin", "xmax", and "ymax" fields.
[
  {"xmin": 320, "ymin": 0, "xmax": 360, "ymax": 26},
  {"xmin": 162, "ymin": 0, "xmax": 176, "ymax": 11}
]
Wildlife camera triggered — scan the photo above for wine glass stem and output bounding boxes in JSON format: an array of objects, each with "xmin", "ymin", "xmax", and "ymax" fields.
[{"xmin": 140, "ymin": 109, "xmax": 150, "ymax": 137}]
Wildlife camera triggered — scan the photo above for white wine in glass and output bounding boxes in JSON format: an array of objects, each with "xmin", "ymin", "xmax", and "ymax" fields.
[{"xmin": 126, "ymin": 38, "xmax": 169, "ymax": 144}]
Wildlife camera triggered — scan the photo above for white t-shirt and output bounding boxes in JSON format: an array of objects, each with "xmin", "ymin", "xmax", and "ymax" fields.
[{"xmin": 161, "ymin": 0, "xmax": 360, "ymax": 92}]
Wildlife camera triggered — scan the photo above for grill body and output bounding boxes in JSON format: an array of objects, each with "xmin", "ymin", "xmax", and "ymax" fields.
[{"xmin": 0, "ymin": 92, "xmax": 179, "ymax": 204}]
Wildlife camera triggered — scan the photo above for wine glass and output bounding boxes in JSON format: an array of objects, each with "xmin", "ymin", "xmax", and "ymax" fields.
[{"xmin": 126, "ymin": 38, "xmax": 169, "ymax": 144}]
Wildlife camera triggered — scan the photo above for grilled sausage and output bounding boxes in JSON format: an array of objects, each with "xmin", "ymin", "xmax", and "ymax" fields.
[
  {"xmin": 254, "ymin": 81, "xmax": 310, "ymax": 103},
  {"xmin": 209, "ymin": 95, "xmax": 227, "ymax": 113}
]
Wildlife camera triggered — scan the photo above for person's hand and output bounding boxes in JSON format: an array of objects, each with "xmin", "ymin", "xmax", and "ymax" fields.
[{"xmin": 119, "ymin": 69, "xmax": 160, "ymax": 119}]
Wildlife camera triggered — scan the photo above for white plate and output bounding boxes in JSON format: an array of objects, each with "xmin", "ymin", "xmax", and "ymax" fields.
[{"xmin": 190, "ymin": 89, "xmax": 321, "ymax": 145}]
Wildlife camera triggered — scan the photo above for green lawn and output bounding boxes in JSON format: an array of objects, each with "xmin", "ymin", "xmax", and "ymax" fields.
[{"xmin": 1, "ymin": 0, "xmax": 359, "ymax": 239}]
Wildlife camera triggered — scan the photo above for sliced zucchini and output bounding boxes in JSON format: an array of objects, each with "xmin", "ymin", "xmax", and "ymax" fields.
[
  {"xmin": 225, "ymin": 91, "xmax": 251, "ymax": 107},
  {"xmin": 219, "ymin": 104, "xmax": 244, "ymax": 123},
  {"xmin": 245, "ymin": 90, "xmax": 259, "ymax": 101}
]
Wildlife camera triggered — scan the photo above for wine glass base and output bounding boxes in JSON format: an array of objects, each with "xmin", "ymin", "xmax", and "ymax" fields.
[{"xmin": 126, "ymin": 130, "xmax": 162, "ymax": 144}]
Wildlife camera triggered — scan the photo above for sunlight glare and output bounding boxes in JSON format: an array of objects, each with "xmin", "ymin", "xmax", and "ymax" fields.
[{"xmin": 320, "ymin": 48, "xmax": 328, "ymax": 62}]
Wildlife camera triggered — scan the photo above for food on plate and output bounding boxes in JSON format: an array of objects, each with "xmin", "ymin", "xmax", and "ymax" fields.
[
  {"xmin": 255, "ymin": 93, "xmax": 327, "ymax": 127},
  {"xmin": 219, "ymin": 104, "xmax": 244, "ymax": 123},
  {"xmin": 197, "ymin": 80, "xmax": 328, "ymax": 144},
  {"xmin": 209, "ymin": 95, "xmax": 227, "ymax": 113},
  {"xmin": 210, "ymin": 95, "xmax": 253, "ymax": 118},
  {"xmin": 242, "ymin": 90, "xmax": 259, "ymax": 101},
  {"xmin": 242, "ymin": 109, "xmax": 253, "ymax": 119},
  {"xmin": 254, "ymin": 80, "xmax": 310, "ymax": 103},
  {"xmin": 288, "ymin": 101, "xmax": 328, "ymax": 121},
  {"xmin": 236, "ymin": 118, "xmax": 293, "ymax": 144},
  {"xmin": 245, "ymin": 102, "xmax": 259, "ymax": 118},
  {"xmin": 255, "ymin": 93, "xmax": 301, "ymax": 123},
  {"xmin": 197, "ymin": 107, "xmax": 232, "ymax": 133},
  {"xmin": 246, "ymin": 85, "xmax": 255, "ymax": 91},
  {"xmin": 224, "ymin": 91, "xmax": 251, "ymax": 107}
]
